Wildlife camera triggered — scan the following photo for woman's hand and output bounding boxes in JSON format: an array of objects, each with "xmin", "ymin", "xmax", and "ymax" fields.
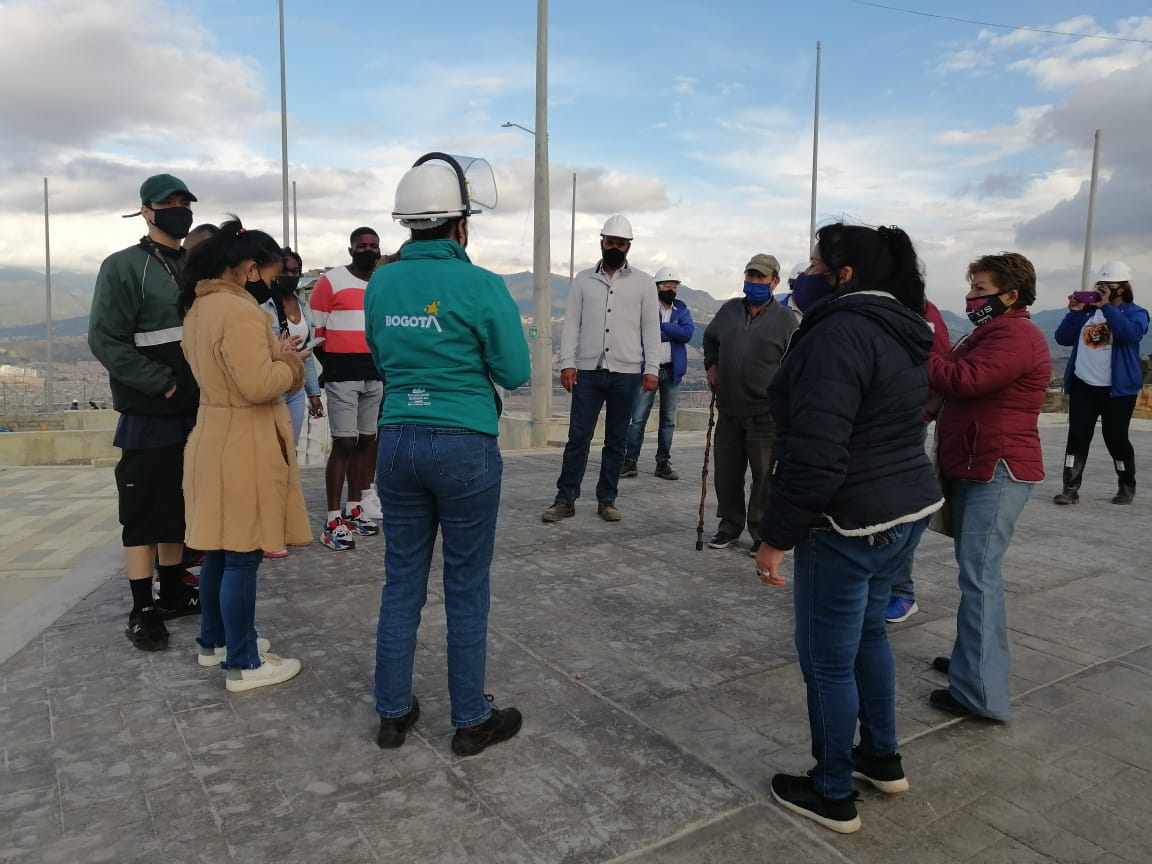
[
  {"xmin": 1067, "ymin": 294, "xmax": 1086, "ymax": 312},
  {"xmin": 755, "ymin": 544, "xmax": 787, "ymax": 586},
  {"xmin": 278, "ymin": 333, "xmax": 302, "ymax": 353},
  {"xmin": 307, "ymin": 395, "xmax": 324, "ymax": 418}
]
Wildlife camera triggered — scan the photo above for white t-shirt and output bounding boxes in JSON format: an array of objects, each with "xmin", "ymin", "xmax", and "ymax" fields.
[
  {"xmin": 659, "ymin": 304, "xmax": 673, "ymax": 365},
  {"xmin": 1073, "ymin": 309, "xmax": 1112, "ymax": 387}
]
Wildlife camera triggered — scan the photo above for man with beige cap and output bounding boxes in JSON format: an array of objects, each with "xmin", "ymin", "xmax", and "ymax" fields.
[{"xmin": 702, "ymin": 254, "xmax": 798, "ymax": 555}]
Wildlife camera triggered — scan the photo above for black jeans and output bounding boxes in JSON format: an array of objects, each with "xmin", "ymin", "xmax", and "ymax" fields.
[{"xmin": 1065, "ymin": 375, "xmax": 1138, "ymax": 467}]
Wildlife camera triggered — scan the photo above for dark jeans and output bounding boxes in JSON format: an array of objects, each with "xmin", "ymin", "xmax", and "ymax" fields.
[
  {"xmin": 713, "ymin": 413, "xmax": 775, "ymax": 540},
  {"xmin": 624, "ymin": 366, "xmax": 680, "ymax": 465},
  {"xmin": 1065, "ymin": 375, "xmax": 1138, "ymax": 469},
  {"xmin": 793, "ymin": 518, "xmax": 928, "ymax": 800},
  {"xmin": 197, "ymin": 550, "xmax": 265, "ymax": 670},
  {"xmin": 555, "ymin": 370, "xmax": 642, "ymax": 504}
]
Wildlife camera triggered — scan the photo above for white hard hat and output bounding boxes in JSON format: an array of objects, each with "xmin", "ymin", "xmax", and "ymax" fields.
[
  {"xmin": 654, "ymin": 266, "xmax": 680, "ymax": 284},
  {"xmin": 1097, "ymin": 260, "xmax": 1132, "ymax": 282},
  {"xmin": 789, "ymin": 263, "xmax": 807, "ymax": 282},
  {"xmin": 601, "ymin": 214, "xmax": 633, "ymax": 240},
  {"xmin": 392, "ymin": 162, "xmax": 470, "ymax": 228}
]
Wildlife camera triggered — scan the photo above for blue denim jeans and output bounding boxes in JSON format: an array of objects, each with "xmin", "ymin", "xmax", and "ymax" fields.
[
  {"xmin": 196, "ymin": 550, "xmax": 265, "ymax": 670},
  {"xmin": 374, "ymin": 425, "xmax": 502, "ymax": 729},
  {"xmin": 555, "ymin": 370, "xmax": 642, "ymax": 504},
  {"xmin": 283, "ymin": 387, "xmax": 305, "ymax": 446},
  {"xmin": 946, "ymin": 461, "xmax": 1032, "ymax": 721},
  {"xmin": 624, "ymin": 367, "xmax": 680, "ymax": 465},
  {"xmin": 793, "ymin": 517, "xmax": 928, "ymax": 800}
]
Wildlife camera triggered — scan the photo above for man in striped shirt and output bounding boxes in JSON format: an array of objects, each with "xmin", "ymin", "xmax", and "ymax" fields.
[{"xmin": 310, "ymin": 227, "xmax": 384, "ymax": 550}]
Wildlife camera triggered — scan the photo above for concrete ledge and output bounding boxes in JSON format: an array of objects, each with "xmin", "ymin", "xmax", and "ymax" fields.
[{"xmin": 0, "ymin": 428, "xmax": 117, "ymax": 466}]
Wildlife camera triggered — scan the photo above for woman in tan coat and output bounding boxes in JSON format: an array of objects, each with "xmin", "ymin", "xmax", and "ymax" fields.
[{"xmin": 179, "ymin": 219, "xmax": 312, "ymax": 692}]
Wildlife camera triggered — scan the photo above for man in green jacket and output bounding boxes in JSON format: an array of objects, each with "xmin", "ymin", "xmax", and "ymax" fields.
[
  {"xmin": 88, "ymin": 174, "xmax": 202, "ymax": 651},
  {"xmin": 365, "ymin": 153, "xmax": 529, "ymax": 758}
]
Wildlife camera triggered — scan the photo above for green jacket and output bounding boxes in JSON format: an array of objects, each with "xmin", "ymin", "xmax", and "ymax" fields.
[
  {"xmin": 364, "ymin": 240, "xmax": 530, "ymax": 436},
  {"xmin": 88, "ymin": 240, "xmax": 199, "ymax": 416}
]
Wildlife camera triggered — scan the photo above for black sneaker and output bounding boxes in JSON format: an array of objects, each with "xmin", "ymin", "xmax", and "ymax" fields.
[
  {"xmin": 376, "ymin": 696, "xmax": 420, "ymax": 749},
  {"xmin": 851, "ymin": 746, "xmax": 909, "ymax": 794},
  {"xmin": 770, "ymin": 773, "xmax": 861, "ymax": 834},
  {"xmin": 929, "ymin": 688, "xmax": 971, "ymax": 717},
  {"xmin": 707, "ymin": 531, "xmax": 737, "ymax": 549},
  {"xmin": 654, "ymin": 462, "xmax": 678, "ymax": 480},
  {"xmin": 932, "ymin": 656, "xmax": 950, "ymax": 674},
  {"xmin": 155, "ymin": 587, "xmax": 201, "ymax": 621},
  {"xmin": 748, "ymin": 540, "xmax": 762, "ymax": 557},
  {"xmin": 451, "ymin": 696, "xmax": 523, "ymax": 757},
  {"xmin": 620, "ymin": 461, "xmax": 639, "ymax": 478},
  {"xmin": 125, "ymin": 607, "xmax": 169, "ymax": 652}
]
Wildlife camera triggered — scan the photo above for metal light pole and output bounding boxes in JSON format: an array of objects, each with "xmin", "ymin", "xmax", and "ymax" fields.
[
  {"xmin": 569, "ymin": 172, "xmax": 576, "ymax": 285},
  {"xmin": 530, "ymin": 0, "xmax": 552, "ymax": 448},
  {"xmin": 43, "ymin": 177, "xmax": 54, "ymax": 413},
  {"xmin": 292, "ymin": 180, "xmax": 299, "ymax": 250},
  {"xmin": 278, "ymin": 0, "xmax": 290, "ymax": 247},
  {"xmin": 809, "ymin": 41, "xmax": 822, "ymax": 249},
  {"xmin": 1080, "ymin": 129, "xmax": 1101, "ymax": 294}
]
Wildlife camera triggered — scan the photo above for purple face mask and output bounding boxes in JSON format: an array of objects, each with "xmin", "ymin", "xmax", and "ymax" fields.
[{"xmin": 791, "ymin": 272, "xmax": 835, "ymax": 313}]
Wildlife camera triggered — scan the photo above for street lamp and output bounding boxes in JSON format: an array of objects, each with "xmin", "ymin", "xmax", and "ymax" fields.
[{"xmin": 501, "ymin": 121, "xmax": 536, "ymax": 136}]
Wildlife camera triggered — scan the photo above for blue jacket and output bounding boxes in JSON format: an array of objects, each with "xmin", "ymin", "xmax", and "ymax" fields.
[
  {"xmin": 661, "ymin": 299, "xmax": 695, "ymax": 384},
  {"xmin": 759, "ymin": 291, "xmax": 942, "ymax": 551},
  {"xmin": 1054, "ymin": 301, "xmax": 1149, "ymax": 397}
]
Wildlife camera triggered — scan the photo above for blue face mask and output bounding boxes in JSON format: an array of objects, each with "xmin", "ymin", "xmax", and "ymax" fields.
[
  {"xmin": 743, "ymin": 280, "xmax": 773, "ymax": 306},
  {"xmin": 791, "ymin": 272, "xmax": 835, "ymax": 313}
]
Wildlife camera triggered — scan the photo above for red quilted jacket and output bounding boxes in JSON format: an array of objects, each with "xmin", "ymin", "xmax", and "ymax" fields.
[{"xmin": 929, "ymin": 309, "xmax": 1051, "ymax": 482}]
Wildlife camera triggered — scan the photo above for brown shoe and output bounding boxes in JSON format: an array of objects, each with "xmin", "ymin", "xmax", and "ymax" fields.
[
  {"xmin": 541, "ymin": 501, "xmax": 575, "ymax": 523},
  {"xmin": 597, "ymin": 501, "xmax": 622, "ymax": 522}
]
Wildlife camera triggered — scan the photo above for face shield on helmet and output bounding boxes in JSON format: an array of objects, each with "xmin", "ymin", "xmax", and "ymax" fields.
[{"xmin": 392, "ymin": 152, "xmax": 498, "ymax": 229}]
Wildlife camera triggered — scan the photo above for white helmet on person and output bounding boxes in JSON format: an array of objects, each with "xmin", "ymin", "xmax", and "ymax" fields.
[
  {"xmin": 654, "ymin": 266, "xmax": 680, "ymax": 284},
  {"xmin": 1097, "ymin": 260, "xmax": 1132, "ymax": 282},
  {"xmin": 601, "ymin": 214, "xmax": 633, "ymax": 239},
  {"xmin": 788, "ymin": 263, "xmax": 807, "ymax": 285}
]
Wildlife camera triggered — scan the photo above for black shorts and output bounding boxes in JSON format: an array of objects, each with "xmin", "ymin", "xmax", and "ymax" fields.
[{"xmin": 114, "ymin": 444, "xmax": 186, "ymax": 547}]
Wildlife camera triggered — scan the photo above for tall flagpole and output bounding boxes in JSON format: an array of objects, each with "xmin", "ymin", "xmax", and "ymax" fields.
[
  {"xmin": 529, "ymin": 0, "xmax": 552, "ymax": 447},
  {"xmin": 43, "ymin": 178, "xmax": 54, "ymax": 413},
  {"xmin": 278, "ymin": 0, "xmax": 290, "ymax": 247},
  {"xmin": 292, "ymin": 180, "xmax": 299, "ymax": 250},
  {"xmin": 809, "ymin": 41, "xmax": 822, "ymax": 248},
  {"xmin": 569, "ymin": 172, "xmax": 576, "ymax": 285},
  {"xmin": 1080, "ymin": 130, "xmax": 1101, "ymax": 294}
]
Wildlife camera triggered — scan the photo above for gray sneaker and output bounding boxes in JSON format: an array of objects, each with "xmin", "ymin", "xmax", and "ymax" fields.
[
  {"xmin": 597, "ymin": 501, "xmax": 622, "ymax": 522},
  {"xmin": 654, "ymin": 462, "xmax": 679, "ymax": 480},
  {"xmin": 541, "ymin": 501, "xmax": 575, "ymax": 523}
]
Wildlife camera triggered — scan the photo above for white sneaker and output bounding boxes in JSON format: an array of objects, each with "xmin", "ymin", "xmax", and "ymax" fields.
[
  {"xmin": 197, "ymin": 636, "xmax": 272, "ymax": 668},
  {"xmin": 360, "ymin": 487, "xmax": 383, "ymax": 520},
  {"xmin": 224, "ymin": 652, "xmax": 302, "ymax": 692}
]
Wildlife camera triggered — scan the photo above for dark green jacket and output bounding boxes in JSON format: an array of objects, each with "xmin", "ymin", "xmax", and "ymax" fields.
[{"xmin": 88, "ymin": 240, "xmax": 199, "ymax": 416}]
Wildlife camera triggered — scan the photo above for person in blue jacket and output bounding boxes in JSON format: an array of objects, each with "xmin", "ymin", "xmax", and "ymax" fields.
[
  {"xmin": 1053, "ymin": 261, "xmax": 1149, "ymax": 506},
  {"xmin": 621, "ymin": 266, "xmax": 695, "ymax": 480}
]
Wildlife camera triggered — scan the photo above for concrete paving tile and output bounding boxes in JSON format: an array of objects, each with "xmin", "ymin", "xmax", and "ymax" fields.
[
  {"xmin": 0, "ymin": 697, "xmax": 50, "ymax": 748},
  {"xmin": 35, "ymin": 822, "xmax": 161, "ymax": 864},
  {"xmin": 971, "ymin": 835, "xmax": 1076, "ymax": 863},
  {"xmin": 926, "ymin": 809, "xmax": 1009, "ymax": 860},
  {"xmin": 59, "ymin": 793, "xmax": 150, "ymax": 836},
  {"xmin": 1045, "ymin": 797, "xmax": 1152, "ymax": 864},
  {"xmin": 964, "ymin": 794, "xmax": 1107, "ymax": 863},
  {"xmin": 837, "ymin": 810, "xmax": 966, "ymax": 863},
  {"xmin": 47, "ymin": 669, "xmax": 160, "ymax": 717},
  {"xmin": 0, "ymin": 786, "xmax": 62, "ymax": 857},
  {"xmin": 858, "ymin": 759, "xmax": 982, "ymax": 827}
]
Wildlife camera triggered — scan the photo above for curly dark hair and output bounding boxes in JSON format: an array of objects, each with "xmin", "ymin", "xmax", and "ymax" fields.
[{"xmin": 966, "ymin": 253, "xmax": 1036, "ymax": 309}]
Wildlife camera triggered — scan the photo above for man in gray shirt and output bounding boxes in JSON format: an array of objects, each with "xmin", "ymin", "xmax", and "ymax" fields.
[
  {"xmin": 542, "ymin": 215, "xmax": 661, "ymax": 523},
  {"xmin": 703, "ymin": 254, "xmax": 798, "ymax": 555}
]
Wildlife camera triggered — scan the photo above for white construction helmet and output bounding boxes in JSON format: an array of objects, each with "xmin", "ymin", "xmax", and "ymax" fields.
[
  {"xmin": 789, "ymin": 263, "xmax": 807, "ymax": 283},
  {"xmin": 1097, "ymin": 260, "xmax": 1132, "ymax": 282},
  {"xmin": 392, "ymin": 162, "xmax": 470, "ymax": 228},
  {"xmin": 654, "ymin": 266, "xmax": 680, "ymax": 284},
  {"xmin": 601, "ymin": 214, "xmax": 633, "ymax": 239}
]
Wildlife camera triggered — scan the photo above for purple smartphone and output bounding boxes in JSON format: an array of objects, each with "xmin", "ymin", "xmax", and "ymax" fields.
[{"xmin": 1072, "ymin": 291, "xmax": 1100, "ymax": 304}]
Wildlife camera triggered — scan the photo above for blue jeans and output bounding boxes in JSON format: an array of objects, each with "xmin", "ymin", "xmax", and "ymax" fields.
[
  {"xmin": 793, "ymin": 517, "xmax": 928, "ymax": 800},
  {"xmin": 946, "ymin": 461, "xmax": 1032, "ymax": 721},
  {"xmin": 374, "ymin": 425, "xmax": 502, "ymax": 729},
  {"xmin": 555, "ymin": 370, "xmax": 642, "ymax": 504},
  {"xmin": 890, "ymin": 555, "xmax": 915, "ymax": 602},
  {"xmin": 624, "ymin": 367, "xmax": 680, "ymax": 465},
  {"xmin": 284, "ymin": 387, "xmax": 305, "ymax": 445},
  {"xmin": 197, "ymin": 550, "xmax": 265, "ymax": 670}
]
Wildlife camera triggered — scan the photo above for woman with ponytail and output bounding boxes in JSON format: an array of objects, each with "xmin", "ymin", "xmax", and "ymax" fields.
[
  {"xmin": 753, "ymin": 222, "xmax": 942, "ymax": 833},
  {"xmin": 179, "ymin": 218, "xmax": 311, "ymax": 691}
]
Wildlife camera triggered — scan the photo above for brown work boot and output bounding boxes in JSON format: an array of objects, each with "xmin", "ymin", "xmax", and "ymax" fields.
[
  {"xmin": 541, "ymin": 501, "xmax": 575, "ymax": 523},
  {"xmin": 596, "ymin": 501, "xmax": 622, "ymax": 522}
]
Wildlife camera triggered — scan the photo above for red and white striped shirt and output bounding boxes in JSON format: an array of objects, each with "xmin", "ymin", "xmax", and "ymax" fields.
[{"xmin": 309, "ymin": 266, "xmax": 380, "ymax": 382}]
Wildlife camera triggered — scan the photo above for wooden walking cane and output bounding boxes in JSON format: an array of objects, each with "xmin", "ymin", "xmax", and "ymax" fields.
[{"xmin": 695, "ymin": 392, "xmax": 717, "ymax": 550}]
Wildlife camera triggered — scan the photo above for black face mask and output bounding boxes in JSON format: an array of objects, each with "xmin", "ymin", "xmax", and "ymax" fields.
[
  {"xmin": 148, "ymin": 206, "xmax": 194, "ymax": 240},
  {"xmin": 245, "ymin": 278, "xmax": 273, "ymax": 305},
  {"xmin": 602, "ymin": 247, "xmax": 627, "ymax": 269},
  {"xmin": 351, "ymin": 250, "xmax": 380, "ymax": 272},
  {"xmin": 658, "ymin": 290, "xmax": 677, "ymax": 305},
  {"xmin": 965, "ymin": 293, "xmax": 1009, "ymax": 327},
  {"xmin": 274, "ymin": 276, "xmax": 300, "ymax": 298}
]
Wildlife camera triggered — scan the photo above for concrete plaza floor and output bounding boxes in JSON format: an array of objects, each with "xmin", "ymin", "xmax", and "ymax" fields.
[{"xmin": 1, "ymin": 421, "xmax": 1150, "ymax": 863}]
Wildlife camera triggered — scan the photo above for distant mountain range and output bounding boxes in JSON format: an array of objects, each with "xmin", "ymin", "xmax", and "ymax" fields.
[{"xmin": 2, "ymin": 266, "xmax": 1149, "ymax": 359}]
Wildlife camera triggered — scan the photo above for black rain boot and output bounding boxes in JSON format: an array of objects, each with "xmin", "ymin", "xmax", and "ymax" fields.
[
  {"xmin": 1112, "ymin": 460, "xmax": 1136, "ymax": 505},
  {"xmin": 1053, "ymin": 454, "xmax": 1086, "ymax": 505}
]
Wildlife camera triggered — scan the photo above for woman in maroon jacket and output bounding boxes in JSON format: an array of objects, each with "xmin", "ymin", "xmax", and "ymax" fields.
[{"xmin": 927, "ymin": 253, "xmax": 1050, "ymax": 721}]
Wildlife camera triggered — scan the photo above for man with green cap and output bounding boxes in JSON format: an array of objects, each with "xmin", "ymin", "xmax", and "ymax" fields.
[{"xmin": 89, "ymin": 173, "xmax": 203, "ymax": 651}]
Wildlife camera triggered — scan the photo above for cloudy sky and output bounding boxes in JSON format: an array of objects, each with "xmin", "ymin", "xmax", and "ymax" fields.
[{"xmin": 0, "ymin": 0, "xmax": 1149, "ymax": 313}]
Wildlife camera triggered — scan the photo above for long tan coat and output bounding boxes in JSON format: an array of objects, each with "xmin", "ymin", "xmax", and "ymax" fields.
[{"xmin": 182, "ymin": 279, "xmax": 312, "ymax": 552}]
